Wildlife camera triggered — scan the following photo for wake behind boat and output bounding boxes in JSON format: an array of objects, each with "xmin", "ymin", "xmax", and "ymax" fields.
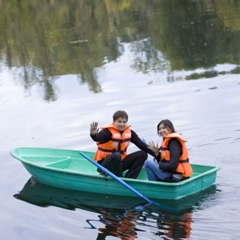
[{"xmin": 10, "ymin": 147, "xmax": 220, "ymax": 200}]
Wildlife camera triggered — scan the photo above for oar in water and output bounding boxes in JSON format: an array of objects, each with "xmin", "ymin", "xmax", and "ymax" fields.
[{"xmin": 79, "ymin": 152, "xmax": 178, "ymax": 212}]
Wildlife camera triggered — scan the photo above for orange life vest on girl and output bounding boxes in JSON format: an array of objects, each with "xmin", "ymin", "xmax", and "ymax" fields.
[
  {"xmin": 94, "ymin": 123, "xmax": 131, "ymax": 161},
  {"xmin": 160, "ymin": 133, "xmax": 192, "ymax": 177}
]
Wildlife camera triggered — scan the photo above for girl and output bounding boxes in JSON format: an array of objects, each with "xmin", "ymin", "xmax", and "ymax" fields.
[{"xmin": 144, "ymin": 119, "xmax": 192, "ymax": 182}]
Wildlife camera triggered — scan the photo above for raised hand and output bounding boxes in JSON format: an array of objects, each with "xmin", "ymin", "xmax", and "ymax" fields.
[
  {"xmin": 90, "ymin": 122, "xmax": 99, "ymax": 135},
  {"xmin": 148, "ymin": 141, "xmax": 159, "ymax": 156}
]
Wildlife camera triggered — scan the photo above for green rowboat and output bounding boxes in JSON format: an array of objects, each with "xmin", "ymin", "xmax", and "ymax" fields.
[{"xmin": 10, "ymin": 147, "xmax": 220, "ymax": 200}]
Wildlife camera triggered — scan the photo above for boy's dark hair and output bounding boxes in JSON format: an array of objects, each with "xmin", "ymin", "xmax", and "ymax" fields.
[{"xmin": 113, "ymin": 110, "xmax": 128, "ymax": 121}]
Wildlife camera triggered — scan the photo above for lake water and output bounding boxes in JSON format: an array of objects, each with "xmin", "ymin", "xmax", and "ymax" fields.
[{"xmin": 1, "ymin": 1, "xmax": 240, "ymax": 239}]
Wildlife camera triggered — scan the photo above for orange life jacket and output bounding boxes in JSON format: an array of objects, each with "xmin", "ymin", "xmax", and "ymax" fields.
[
  {"xmin": 160, "ymin": 133, "xmax": 192, "ymax": 177},
  {"xmin": 94, "ymin": 123, "xmax": 131, "ymax": 161}
]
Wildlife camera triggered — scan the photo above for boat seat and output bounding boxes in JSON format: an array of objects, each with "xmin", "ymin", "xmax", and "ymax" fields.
[{"xmin": 46, "ymin": 158, "xmax": 71, "ymax": 169}]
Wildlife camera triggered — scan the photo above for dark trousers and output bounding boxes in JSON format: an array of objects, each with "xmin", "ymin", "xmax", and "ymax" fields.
[{"xmin": 98, "ymin": 150, "xmax": 147, "ymax": 179}]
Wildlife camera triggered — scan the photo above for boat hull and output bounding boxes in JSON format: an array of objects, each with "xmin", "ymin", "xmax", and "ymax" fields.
[{"xmin": 10, "ymin": 148, "xmax": 220, "ymax": 200}]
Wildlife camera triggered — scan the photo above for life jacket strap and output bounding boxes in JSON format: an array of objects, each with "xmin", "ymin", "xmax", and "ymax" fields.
[
  {"xmin": 97, "ymin": 147, "xmax": 125, "ymax": 154},
  {"xmin": 161, "ymin": 158, "xmax": 189, "ymax": 163},
  {"xmin": 111, "ymin": 138, "xmax": 131, "ymax": 143},
  {"xmin": 179, "ymin": 158, "xmax": 189, "ymax": 163},
  {"xmin": 160, "ymin": 147, "xmax": 168, "ymax": 150}
]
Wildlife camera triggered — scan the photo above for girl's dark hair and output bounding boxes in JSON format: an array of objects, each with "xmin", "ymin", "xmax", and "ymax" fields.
[
  {"xmin": 113, "ymin": 110, "xmax": 128, "ymax": 121},
  {"xmin": 157, "ymin": 119, "xmax": 175, "ymax": 133}
]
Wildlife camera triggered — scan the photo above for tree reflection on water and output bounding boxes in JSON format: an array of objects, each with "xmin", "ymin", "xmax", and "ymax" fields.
[{"xmin": 0, "ymin": 0, "xmax": 239, "ymax": 100}]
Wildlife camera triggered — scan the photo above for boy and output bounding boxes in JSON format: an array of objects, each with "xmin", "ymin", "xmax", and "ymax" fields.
[{"xmin": 90, "ymin": 110, "xmax": 155, "ymax": 179}]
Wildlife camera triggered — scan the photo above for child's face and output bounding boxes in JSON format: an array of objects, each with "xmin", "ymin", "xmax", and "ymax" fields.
[
  {"xmin": 113, "ymin": 117, "xmax": 128, "ymax": 131},
  {"xmin": 158, "ymin": 123, "xmax": 171, "ymax": 137}
]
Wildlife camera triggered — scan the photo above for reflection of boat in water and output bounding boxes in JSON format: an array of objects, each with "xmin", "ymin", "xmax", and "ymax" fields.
[
  {"xmin": 14, "ymin": 177, "xmax": 218, "ymax": 213},
  {"xmin": 14, "ymin": 177, "xmax": 218, "ymax": 239},
  {"xmin": 10, "ymin": 147, "xmax": 220, "ymax": 200},
  {"xmin": 14, "ymin": 177, "xmax": 145, "ymax": 212},
  {"xmin": 14, "ymin": 177, "xmax": 216, "ymax": 212}
]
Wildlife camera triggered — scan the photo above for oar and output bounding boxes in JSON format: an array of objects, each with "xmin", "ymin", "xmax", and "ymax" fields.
[{"xmin": 79, "ymin": 152, "xmax": 178, "ymax": 212}]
